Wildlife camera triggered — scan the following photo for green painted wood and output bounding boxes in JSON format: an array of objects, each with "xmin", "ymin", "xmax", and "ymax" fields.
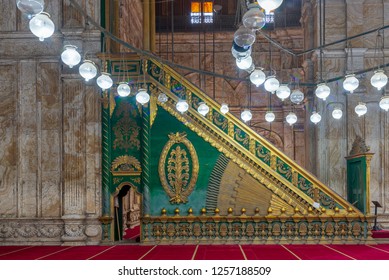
[{"xmin": 347, "ymin": 156, "xmax": 367, "ymax": 214}]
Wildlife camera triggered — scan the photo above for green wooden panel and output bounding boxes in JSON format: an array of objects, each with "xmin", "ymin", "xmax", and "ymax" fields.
[{"xmin": 347, "ymin": 158, "xmax": 367, "ymax": 213}]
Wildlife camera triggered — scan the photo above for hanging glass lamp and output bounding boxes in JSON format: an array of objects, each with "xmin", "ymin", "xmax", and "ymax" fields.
[
  {"xmin": 286, "ymin": 112, "xmax": 297, "ymax": 125},
  {"xmin": 355, "ymin": 102, "xmax": 367, "ymax": 117},
  {"xmin": 250, "ymin": 68, "xmax": 266, "ymax": 87},
  {"xmin": 370, "ymin": 70, "xmax": 388, "ymax": 91},
  {"xmin": 136, "ymin": 88, "xmax": 150, "ymax": 105},
  {"xmin": 176, "ymin": 100, "xmax": 189, "ymax": 113},
  {"xmin": 17, "ymin": 0, "xmax": 44, "ymax": 19},
  {"xmin": 332, "ymin": 107, "xmax": 343, "ymax": 119},
  {"xmin": 379, "ymin": 96, "xmax": 389, "ymax": 111},
  {"xmin": 343, "ymin": 74, "xmax": 359, "ymax": 93},
  {"xmin": 79, "ymin": 60, "xmax": 97, "ymax": 81},
  {"xmin": 197, "ymin": 102, "xmax": 210, "ymax": 116},
  {"xmin": 241, "ymin": 109, "xmax": 253, "ymax": 122},
  {"xmin": 220, "ymin": 103, "xmax": 229, "ymax": 114},
  {"xmin": 233, "ymin": 25, "xmax": 256, "ymax": 48},
  {"xmin": 265, "ymin": 111, "xmax": 275, "ymax": 122},
  {"xmin": 158, "ymin": 93, "xmax": 168, "ymax": 103},
  {"xmin": 290, "ymin": 89, "xmax": 304, "ymax": 104},
  {"xmin": 61, "ymin": 45, "xmax": 81, "ymax": 68},
  {"xmin": 257, "ymin": 0, "xmax": 283, "ymax": 14},
  {"xmin": 315, "ymin": 83, "xmax": 331, "ymax": 101},
  {"xmin": 29, "ymin": 12, "xmax": 55, "ymax": 41},
  {"xmin": 264, "ymin": 76, "xmax": 280, "ymax": 93},
  {"xmin": 310, "ymin": 111, "xmax": 322, "ymax": 124},
  {"xmin": 242, "ymin": 3, "xmax": 266, "ymax": 31},
  {"xmin": 276, "ymin": 84, "xmax": 291, "ymax": 101},
  {"xmin": 117, "ymin": 82, "xmax": 131, "ymax": 97},
  {"xmin": 96, "ymin": 72, "xmax": 113, "ymax": 90}
]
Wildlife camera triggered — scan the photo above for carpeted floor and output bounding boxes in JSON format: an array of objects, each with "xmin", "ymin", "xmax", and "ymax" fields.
[{"xmin": 1, "ymin": 244, "xmax": 389, "ymax": 260}]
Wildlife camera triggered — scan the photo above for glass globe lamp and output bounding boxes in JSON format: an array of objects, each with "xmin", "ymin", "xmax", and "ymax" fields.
[
  {"xmin": 79, "ymin": 60, "xmax": 97, "ymax": 81},
  {"xmin": 220, "ymin": 103, "xmax": 229, "ymax": 114},
  {"xmin": 17, "ymin": 0, "xmax": 44, "ymax": 19},
  {"xmin": 258, "ymin": 0, "xmax": 283, "ymax": 14},
  {"xmin": 332, "ymin": 107, "xmax": 343, "ymax": 119},
  {"xmin": 96, "ymin": 72, "xmax": 113, "ymax": 90},
  {"xmin": 117, "ymin": 82, "xmax": 131, "ymax": 97},
  {"xmin": 379, "ymin": 96, "xmax": 389, "ymax": 111},
  {"xmin": 236, "ymin": 56, "xmax": 253, "ymax": 70},
  {"xmin": 264, "ymin": 76, "xmax": 280, "ymax": 93},
  {"xmin": 265, "ymin": 111, "xmax": 275, "ymax": 122},
  {"xmin": 355, "ymin": 102, "xmax": 367, "ymax": 117},
  {"xmin": 29, "ymin": 12, "xmax": 55, "ymax": 41},
  {"xmin": 241, "ymin": 109, "xmax": 252, "ymax": 122},
  {"xmin": 158, "ymin": 93, "xmax": 168, "ymax": 103},
  {"xmin": 233, "ymin": 25, "xmax": 256, "ymax": 48},
  {"xmin": 197, "ymin": 102, "xmax": 210, "ymax": 116},
  {"xmin": 61, "ymin": 45, "xmax": 81, "ymax": 68},
  {"xmin": 286, "ymin": 112, "xmax": 297, "ymax": 126},
  {"xmin": 343, "ymin": 74, "xmax": 359, "ymax": 93},
  {"xmin": 290, "ymin": 89, "xmax": 304, "ymax": 104},
  {"xmin": 242, "ymin": 3, "xmax": 266, "ymax": 31},
  {"xmin": 315, "ymin": 83, "xmax": 330, "ymax": 101},
  {"xmin": 310, "ymin": 111, "xmax": 321, "ymax": 124},
  {"xmin": 250, "ymin": 68, "xmax": 266, "ymax": 87},
  {"xmin": 231, "ymin": 42, "xmax": 251, "ymax": 60},
  {"xmin": 136, "ymin": 88, "xmax": 150, "ymax": 105},
  {"xmin": 370, "ymin": 70, "xmax": 388, "ymax": 91},
  {"xmin": 276, "ymin": 84, "xmax": 291, "ymax": 101},
  {"xmin": 176, "ymin": 100, "xmax": 189, "ymax": 113}
]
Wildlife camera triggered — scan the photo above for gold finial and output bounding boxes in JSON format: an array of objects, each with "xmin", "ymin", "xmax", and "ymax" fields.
[
  {"xmin": 281, "ymin": 207, "xmax": 286, "ymax": 213},
  {"xmin": 174, "ymin": 208, "xmax": 180, "ymax": 215},
  {"xmin": 201, "ymin": 208, "xmax": 207, "ymax": 215},
  {"xmin": 241, "ymin": 208, "xmax": 246, "ymax": 215},
  {"xmin": 348, "ymin": 207, "xmax": 354, "ymax": 213},
  {"xmin": 214, "ymin": 208, "xmax": 220, "ymax": 215},
  {"xmin": 188, "ymin": 207, "xmax": 193, "ymax": 215},
  {"xmin": 161, "ymin": 208, "xmax": 167, "ymax": 216},
  {"xmin": 321, "ymin": 207, "xmax": 326, "ymax": 213},
  {"xmin": 308, "ymin": 206, "xmax": 313, "ymax": 213},
  {"xmin": 294, "ymin": 207, "xmax": 300, "ymax": 214},
  {"xmin": 334, "ymin": 207, "xmax": 339, "ymax": 213},
  {"xmin": 227, "ymin": 207, "xmax": 233, "ymax": 215},
  {"xmin": 254, "ymin": 207, "xmax": 260, "ymax": 215},
  {"xmin": 267, "ymin": 207, "xmax": 273, "ymax": 214}
]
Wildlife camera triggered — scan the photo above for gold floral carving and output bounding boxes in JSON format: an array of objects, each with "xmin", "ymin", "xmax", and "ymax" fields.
[
  {"xmin": 158, "ymin": 132, "xmax": 199, "ymax": 204},
  {"xmin": 111, "ymin": 155, "xmax": 142, "ymax": 176},
  {"xmin": 113, "ymin": 102, "xmax": 140, "ymax": 151}
]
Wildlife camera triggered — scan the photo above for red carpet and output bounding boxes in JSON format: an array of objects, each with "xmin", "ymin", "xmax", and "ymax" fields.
[
  {"xmin": 372, "ymin": 230, "xmax": 389, "ymax": 238},
  {"xmin": 327, "ymin": 245, "xmax": 389, "ymax": 260},
  {"xmin": 123, "ymin": 225, "xmax": 140, "ymax": 241},
  {"xmin": 2, "ymin": 244, "xmax": 389, "ymax": 260},
  {"xmin": 142, "ymin": 245, "xmax": 197, "ymax": 260},
  {"xmin": 242, "ymin": 245, "xmax": 297, "ymax": 260},
  {"xmin": 194, "ymin": 245, "xmax": 245, "ymax": 260},
  {"xmin": 283, "ymin": 245, "xmax": 351, "ymax": 260}
]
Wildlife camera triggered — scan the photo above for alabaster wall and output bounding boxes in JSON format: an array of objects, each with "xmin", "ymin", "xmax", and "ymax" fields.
[
  {"xmin": 0, "ymin": 0, "xmax": 102, "ymax": 245},
  {"xmin": 304, "ymin": 0, "xmax": 389, "ymax": 227}
]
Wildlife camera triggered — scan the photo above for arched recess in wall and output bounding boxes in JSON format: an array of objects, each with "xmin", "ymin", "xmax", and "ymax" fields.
[{"xmin": 111, "ymin": 182, "xmax": 142, "ymax": 242}]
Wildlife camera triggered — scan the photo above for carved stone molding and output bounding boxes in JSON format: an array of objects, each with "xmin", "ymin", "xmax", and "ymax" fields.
[{"xmin": 349, "ymin": 135, "xmax": 370, "ymax": 156}]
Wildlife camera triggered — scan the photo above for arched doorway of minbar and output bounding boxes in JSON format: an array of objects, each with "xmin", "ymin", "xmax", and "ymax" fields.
[{"xmin": 111, "ymin": 182, "xmax": 142, "ymax": 242}]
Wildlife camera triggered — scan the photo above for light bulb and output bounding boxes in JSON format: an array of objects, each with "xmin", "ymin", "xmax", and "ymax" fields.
[
  {"xmin": 29, "ymin": 12, "xmax": 55, "ymax": 41},
  {"xmin": 258, "ymin": 0, "xmax": 283, "ymax": 14},
  {"xmin": 355, "ymin": 102, "xmax": 367, "ymax": 117},
  {"xmin": 370, "ymin": 70, "xmax": 388, "ymax": 91},
  {"xmin": 136, "ymin": 88, "xmax": 150, "ymax": 105},
  {"xmin": 61, "ymin": 45, "xmax": 81, "ymax": 68},
  {"xmin": 379, "ymin": 96, "xmax": 389, "ymax": 111},
  {"xmin": 286, "ymin": 112, "xmax": 297, "ymax": 125},
  {"xmin": 158, "ymin": 93, "xmax": 168, "ymax": 103},
  {"xmin": 250, "ymin": 68, "xmax": 266, "ymax": 87},
  {"xmin": 233, "ymin": 25, "xmax": 256, "ymax": 48},
  {"xmin": 290, "ymin": 89, "xmax": 304, "ymax": 104},
  {"xmin": 315, "ymin": 83, "xmax": 330, "ymax": 101},
  {"xmin": 276, "ymin": 84, "xmax": 291, "ymax": 101},
  {"xmin": 264, "ymin": 76, "xmax": 280, "ymax": 93},
  {"xmin": 236, "ymin": 56, "xmax": 253, "ymax": 70},
  {"xmin": 17, "ymin": 0, "xmax": 44, "ymax": 18},
  {"xmin": 265, "ymin": 111, "xmax": 275, "ymax": 122},
  {"xmin": 79, "ymin": 60, "xmax": 97, "ymax": 81},
  {"xmin": 220, "ymin": 103, "xmax": 229, "ymax": 114},
  {"xmin": 242, "ymin": 3, "xmax": 266, "ymax": 31},
  {"xmin": 310, "ymin": 111, "xmax": 321, "ymax": 124},
  {"xmin": 241, "ymin": 109, "xmax": 252, "ymax": 122},
  {"xmin": 117, "ymin": 82, "xmax": 131, "ymax": 97},
  {"xmin": 197, "ymin": 102, "xmax": 210, "ymax": 116},
  {"xmin": 343, "ymin": 74, "xmax": 359, "ymax": 93},
  {"xmin": 176, "ymin": 100, "xmax": 189, "ymax": 113},
  {"xmin": 96, "ymin": 72, "xmax": 113, "ymax": 90},
  {"xmin": 332, "ymin": 107, "xmax": 343, "ymax": 119}
]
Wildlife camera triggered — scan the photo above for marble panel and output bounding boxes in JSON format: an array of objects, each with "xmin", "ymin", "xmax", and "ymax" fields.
[
  {"xmin": 41, "ymin": 171, "xmax": 61, "ymax": 217},
  {"xmin": 0, "ymin": 36, "xmax": 63, "ymax": 58},
  {"xmin": 0, "ymin": 0, "xmax": 17, "ymax": 31},
  {"xmin": 41, "ymin": 129, "xmax": 60, "ymax": 172}
]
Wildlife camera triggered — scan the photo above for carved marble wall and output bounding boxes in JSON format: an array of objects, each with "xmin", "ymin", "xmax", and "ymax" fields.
[
  {"xmin": 0, "ymin": 0, "xmax": 102, "ymax": 245},
  {"xmin": 303, "ymin": 0, "xmax": 389, "ymax": 227}
]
